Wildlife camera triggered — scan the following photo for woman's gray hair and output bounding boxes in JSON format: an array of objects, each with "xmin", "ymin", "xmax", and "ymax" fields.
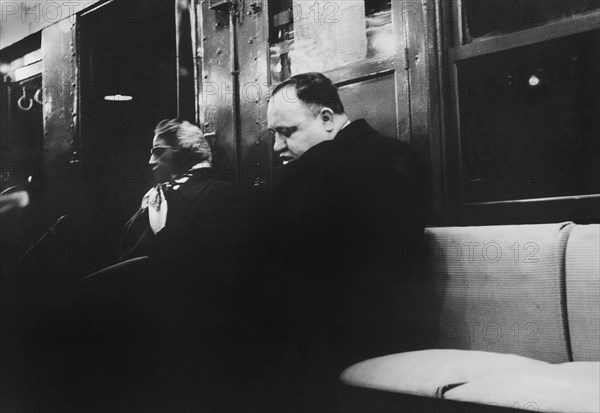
[{"xmin": 154, "ymin": 119, "xmax": 212, "ymax": 165}]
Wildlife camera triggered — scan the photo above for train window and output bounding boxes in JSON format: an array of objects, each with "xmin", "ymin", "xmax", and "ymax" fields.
[
  {"xmin": 442, "ymin": 2, "xmax": 600, "ymax": 223},
  {"xmin": 268, "ymin": 0, "xmax": 392, "ymax": 82},
  {"xmin": 458, "ymin": 30, "xmax": 600, "ymax": 203},
  {"xmin": 462, "ymin": 0, "xmax": 600, "ymax": 44}
]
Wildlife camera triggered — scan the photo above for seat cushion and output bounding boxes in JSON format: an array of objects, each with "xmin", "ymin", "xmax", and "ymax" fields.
[
  {"xmin": 444, "ymin": 361, "xmax": 600, "ymax": 413},
  {"xmin": 566, "ymin": 224, "xmax": 600, "ymax": 361},
  {"xmin": 339, "ymin": 349, "xmax": 549, "ymax": 397}
]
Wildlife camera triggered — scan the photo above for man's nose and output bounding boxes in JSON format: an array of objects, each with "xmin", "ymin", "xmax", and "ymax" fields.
[
  {"xmin": 273, "ymin": 134, "xmax": 286, "ymax": 152},
  {"xmin": 149, "ymin": 154, "xmax": 157, "ymax": 166}
]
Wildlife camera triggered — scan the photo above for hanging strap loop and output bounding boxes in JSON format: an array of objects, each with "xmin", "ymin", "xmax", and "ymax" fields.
[
  {"xmin": 17, "ymin": 86, "xmax": 33, "ymax": 111},
  {"xmin": 34, "ymin": 88, "xmax": 43, "ymax": 105}
]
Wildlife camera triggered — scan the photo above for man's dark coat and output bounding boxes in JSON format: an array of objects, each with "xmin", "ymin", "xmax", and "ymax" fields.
[{"xmin": 253, "ymin": 119, "xmax": 428, "ymax": 404}]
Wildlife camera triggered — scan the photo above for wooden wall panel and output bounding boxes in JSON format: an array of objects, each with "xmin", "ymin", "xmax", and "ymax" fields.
[{"xmin": 338, "ymin": 74, "xmax": 398, "ymax": 139}]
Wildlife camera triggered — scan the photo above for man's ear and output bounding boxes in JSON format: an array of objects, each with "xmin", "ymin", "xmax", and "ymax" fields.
[{"xmin": 319, "ymin": 107, "xmax": 335, "ymax": 130}]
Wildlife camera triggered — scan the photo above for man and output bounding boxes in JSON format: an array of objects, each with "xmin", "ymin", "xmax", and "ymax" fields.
[
  {"xmin": 260, "ymin": 72, "xmax": 427, "ymax": 406},
  {"xmin": 266, "ymin": 72, "xmax": 426, "ymax": 263}
]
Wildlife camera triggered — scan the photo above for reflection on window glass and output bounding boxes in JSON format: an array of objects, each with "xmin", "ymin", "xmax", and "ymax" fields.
[
  {"xmin": 458, "ymin": 30, "xmax": 600, "ymax": 203},
  {"xmin": 462, "ymin": 0, "xmax": 600, "ymax": 44},
  {"xmin": 269, "ymin": 0, "xmax": 392, "ymax": 82}
]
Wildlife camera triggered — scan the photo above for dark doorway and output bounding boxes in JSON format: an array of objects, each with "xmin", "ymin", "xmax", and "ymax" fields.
[
  {"xmin": 0, "ymin": 35, "xmax": 46, "ymax": 260},
  {"xmin": 79, "ymin": 0, "xmax": 177, "ymax": 266}
]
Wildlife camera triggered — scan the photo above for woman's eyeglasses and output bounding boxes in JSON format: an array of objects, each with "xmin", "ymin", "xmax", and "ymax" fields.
[{"xmin": 150, "ymin": 146, "xmax": 179, "ymax": 157}]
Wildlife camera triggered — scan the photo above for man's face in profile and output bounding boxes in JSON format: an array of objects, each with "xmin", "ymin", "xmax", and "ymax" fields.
[
  {"xmin": 148, "ymin": 135, "xmax": 179, "ymax": 183},
  {"xmin": 267, "ymin": 87, "xmax": 331, "ymax": 165}
]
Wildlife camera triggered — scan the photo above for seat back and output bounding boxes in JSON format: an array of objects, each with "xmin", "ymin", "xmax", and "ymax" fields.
[
  {"xmin": 566, "ymin": 224, "xmax": 600, "ymax": 361},
  {"xmin": 423, "ymin": 223, "xmax": 573, "ymax": 363}
]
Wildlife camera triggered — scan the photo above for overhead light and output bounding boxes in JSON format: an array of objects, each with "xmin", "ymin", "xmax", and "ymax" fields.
[
  {"xmin": 104, "ymin": 94, "xmax": 133, "ymax": 102},
  {"xmin": 528, "ymin": 74, "xmax": 541, "ymax": 87}
]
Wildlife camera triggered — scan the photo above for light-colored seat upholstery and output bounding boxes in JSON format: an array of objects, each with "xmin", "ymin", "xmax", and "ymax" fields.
[
  {"xmin": 340, "ymin": 223, "xmax": 600, "ymax": 412},
  {"xmin": 444, "ymin": 361, "xmax": 600, "ymax": 413},
  {"xmin": 566, "ymin": 224, "xmax": 600, "ymax": 361},
  {"xmin": 340, "ymin": 349, "xmax": 549, "ymax": 397},
  {"xmin": 428, "ymin": 223, "xmax": 573, "ymax": 362}
]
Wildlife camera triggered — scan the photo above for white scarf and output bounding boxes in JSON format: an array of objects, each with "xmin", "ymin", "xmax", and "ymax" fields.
[{"xmin": 141, "ymin": 161, "xmax": 211, "ymax": 234}]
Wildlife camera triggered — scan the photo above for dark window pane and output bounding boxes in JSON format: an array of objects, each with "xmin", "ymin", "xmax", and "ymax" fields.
[
  {"xmin": 462, "ymin": 0, "xmax": 600, "ymax": 44},
  {"xmin": 458, "ymin": 30, "xmax": 600, "ymax": 203}
]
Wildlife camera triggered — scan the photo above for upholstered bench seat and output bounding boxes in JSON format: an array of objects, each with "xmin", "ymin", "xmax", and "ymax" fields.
[
  {"xmin": 341, "ymin": 350, "xmax": 600, "ymax": 413},
  {"xmin": 340, "ymin": 349, "xmax": 549, "ymax": 398},
  {"xmin": 444, "ymin": 360, "xmax": 600, "ymax": 413},
  {"xmin": 339, "ymin": 223, "xmax": 600, "ymax": 412}
]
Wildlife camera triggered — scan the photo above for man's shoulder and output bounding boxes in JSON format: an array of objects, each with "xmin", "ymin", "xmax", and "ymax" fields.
[{"xmin": 340, "ymin": 120, "xmax": 418, "ymax": 161}]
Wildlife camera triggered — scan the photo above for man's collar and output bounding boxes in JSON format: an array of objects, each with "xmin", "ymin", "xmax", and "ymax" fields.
[
  {"xmin": 288, "ymin": 120, "xmax": 371, "ymax": 168},
  {"xmin": 334, "ymin": 119, "xmax": 373, "ymax": 142}
]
